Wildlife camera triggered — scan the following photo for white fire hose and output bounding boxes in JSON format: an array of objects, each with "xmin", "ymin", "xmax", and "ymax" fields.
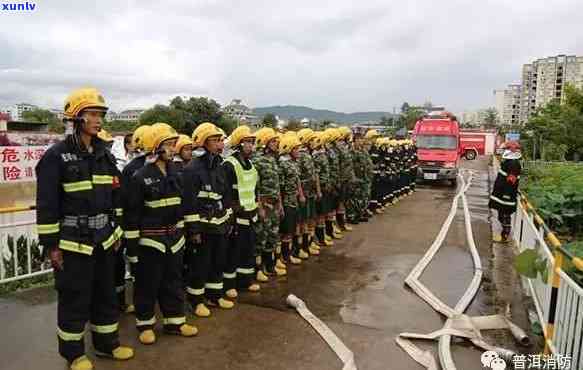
[
  {"xmin": 287, "ymin": 294, "xmax": 357, "ymax": 370},
  {"xmin": 396, "ymin": 170, "xmax": 528, "ymax": 369}
]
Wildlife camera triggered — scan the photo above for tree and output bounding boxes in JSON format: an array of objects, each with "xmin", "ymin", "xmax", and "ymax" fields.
[
  {"xmin": 482, "ymin": 108, "xmax": 498, "ymax": 129},
  {"xmin": 261, "ymin": 113, "xmax": 278, "ymax": 128},
  {"xmin": 165, "ymin": 96, "xmax": 225, "ymax": 134},
  {"xmin": 216, "ymin": 115, "xmax": 238, "ymax": 135},
  {"xmin": 285, "ymin": 118, "xmax": 302, "ymax": 131},
  {"xmin": 522, "ymin": 84, "xmax": 583, "ymax": 160},
  {"xmin": 401, "ymin": 102, "xmax": 410, "ymax": 114},
  {"xmin": 400, "ymin": 108, "xmax": 424, "ymax": 130},
  {"xmin": 380, "ymin": 115, "xmax": 394, "ymax": 126},
  {"xmin": 171, "ymin": 96, "xmax": 223, "ymax": 125},
  {"xmin": 22, "ymin": 108, "xmax": 63, "ymax": 133},
  {"xmin": 139, "ymin": 104, "xmax": 190, "ymax": 133}
]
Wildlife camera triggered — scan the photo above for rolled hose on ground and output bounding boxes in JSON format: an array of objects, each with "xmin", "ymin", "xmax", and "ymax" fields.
[
  {"xmin": 286, "ymin": 294, "xmax": 357, "ymax": 370},
  {"xmin": 397, "ymin": 170, "xmax": 528, "ymax": 369}
]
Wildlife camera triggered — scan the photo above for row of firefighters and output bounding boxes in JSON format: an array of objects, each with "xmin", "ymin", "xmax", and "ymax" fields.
[{"xmin": 35, "ymin": 88, "xmax": 418, "ymax": 370}]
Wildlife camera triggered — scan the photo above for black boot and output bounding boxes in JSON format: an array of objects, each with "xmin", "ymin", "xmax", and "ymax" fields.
[
  {"xmin": 315, "ymin": 226, "xmax": 326, "ymax": 244},
  {"xmin": 262, "ymin": 251, "xmax": 276, "ymax": 275},
  {"xmin": 292, "ymin": 236, "xmax": 301, "ymax": 258},
  {"xmin": 501, "ymin": 227, "xmax": 511, "ymax": 242},
  {"xmin": 302, "ymin": 233, "xmax": 310, "ymax": 253},
  {"xmin": 359, "ymin": 212, "xmax": 369, "ymax": 222},
  {"xmin": 281, "ymin": 241, "xmax": 291, "ymax": 262},
  {"xmin": 325, "ymin": 220, "xmax": 335, "ymax": 238},
  {"xmin": 336, "ymin": 213, "xmax": 348, "ymax": 230}
]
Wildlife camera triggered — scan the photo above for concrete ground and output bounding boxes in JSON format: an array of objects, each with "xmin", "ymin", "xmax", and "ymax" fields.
[{"xmin": 0, "ymin": 157, "xmax": 529, "ymax": 370}]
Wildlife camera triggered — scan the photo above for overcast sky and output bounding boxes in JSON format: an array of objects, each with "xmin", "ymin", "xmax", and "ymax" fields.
[{"xmin": 1, "ymin": 0, "xmax": 582, "ymax": 114}]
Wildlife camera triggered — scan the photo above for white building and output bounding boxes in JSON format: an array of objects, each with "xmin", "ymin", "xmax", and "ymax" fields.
[
  {"xmin": 493, "ymin": 89, "xmax": 506, "ymax": 120},
  {"xmin": 115, "ymin": 109, "xmax": 145, "ymax": 122},
  {"xmin": 49, "ymin": 108, "xmax": 65, "ymax": 121},
  {"xmin": 499, "ymin": 84, "xmax": 522, "ymax": 126},
  {"xmin": 520, "ymin": 54, "xmax": 583, "ymax": 124},
  {"xmin": 460, "ymin": 110, "xmax": 490, "ymax": 127},
  {"xmin": 222, "ymin": 99, "xmax": 258, "ymax": 126},
  {"xmin": 105, "ymin": 110, "xmax": 118, "ymax": 122},
  {"xmin": 0, "ymin": 103, "xmax": 38, "ymax": 121}
]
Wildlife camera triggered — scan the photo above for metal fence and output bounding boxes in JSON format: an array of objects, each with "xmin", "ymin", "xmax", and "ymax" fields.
[
  {"xmin": 0, "ymin": 207, "xmax": 52, "ymax": 284},
  {"xmin": 512, "ymin": 195, "xmax": 583, "ymax": 369},
  {"xmin": 522, "ymin": 160, "xmax": 583, "ymax": 173}
]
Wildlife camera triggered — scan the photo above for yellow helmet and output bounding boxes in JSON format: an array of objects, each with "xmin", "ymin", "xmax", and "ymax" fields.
[
  {"xmin": 192, "ymin": 122, "xmax": 223, "ymax": 147},
  {"xmin": 279, "ymin": 134, "xmax": 301, "ymax": 155},
  {"xmin": 97, "ymin": 128, "xmax": 114, "ymax": 143},
  {"xmin": 297, "ymin": 128, "xmax": 315, "ymax": 145},
  {"xmin": 192, "ymin": 122, "xmax": 215, "ymax": 142},
  {"xmin": 365, "ymin": 129, "xmax": 380, "ymax": 140},
  {"xmin": 255, "ymin": 127, "xmax": 278, "ymax": 147},
  {"xmin": 310, "ymin": 132, "xmax": 326, "ymax": 150},
  {"xmin": 229, "ymin": 125, "xmax": 255, "ymax": 147},
  {"xmin": 218, "ymin": 127, "xmax": 227, "ymax": 139},
  {"xmin": 175, "ymin": 134, "xmax": 193, "ymax": 154},
  {"xmin": 324, "ymin": 128, "xmax": 339, "ymax": 142},
  {"xmin": 64, "ymin": 87, "xmax": 108, "ymax": 118},
  {"xmin": 132, "ymin": 125, "xmax": 151, "ymax": 151},
  {"xmin": 339, "ymin": 126, "xmax": 352, "ymax": 140},
  {"xmin": 142, "ymin": 122, "xmax": 179, "ymax": 153}
]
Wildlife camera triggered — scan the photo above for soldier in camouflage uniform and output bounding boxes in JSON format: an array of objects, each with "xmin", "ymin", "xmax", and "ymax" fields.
[
  {"xmin": 278, "ymin": 133, "xmax": 306, "ymax": 262},
  {"xmin": 347, "ymin": 132, "xmax": 373, "ymax": 223},
  {"xmin": 297, "ymin": 128, "xmax": 320, "ymax": 258},
  {"xmin": 251, "ymin": 128, "xmax": 287, "ymax": 281},
  {"xmin": 324, "ymin": 128, "xmax": 344, "ymax": 240},
  {"xmin": 335, "ymin": 127, "xmax": 355, "ymax": 231},
  {"xmin": 311, "ymin": 131, "xmax": 334, "ymax": 247}
]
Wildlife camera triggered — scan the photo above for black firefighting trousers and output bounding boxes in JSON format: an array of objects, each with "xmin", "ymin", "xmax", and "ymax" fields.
[
  {"xmin": 186, "ymin": 233, "xmax": 227, "ymax": 305},
  {"xmin": 114, "ymin": 245, "xmax": 128, "ymax": 310},
  {"xmin": 224, "ymin": 223, "xmax": 256, "ymax": 291},
  {"xmin": 134, "ymin": 247, "xmax": 186, "ymax": 332},
  {"xmin": 55, "ymin": 247, "xmax": 120, "ymax": 362}
]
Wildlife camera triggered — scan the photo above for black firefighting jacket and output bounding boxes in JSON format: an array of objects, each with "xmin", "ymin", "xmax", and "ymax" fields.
[
  {"xmin": 182, "ymin": 150, "xmax": 233, "ymax": 236},
  {"xmin": 35, "ymin": 135, "xmax": 123, "ymax": 256},
  {"xmin": 120, "ymin": 154, "xmax": 146, "ymax": 262},
  {"xmin": 124, "ymin": 161, "xmax": 185, "ymax": 257}
]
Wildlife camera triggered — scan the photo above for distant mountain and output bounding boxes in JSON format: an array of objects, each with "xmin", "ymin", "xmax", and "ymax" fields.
[{"xmin": 253, "ymin": 105, "xmax": 395, "ymax": 124}]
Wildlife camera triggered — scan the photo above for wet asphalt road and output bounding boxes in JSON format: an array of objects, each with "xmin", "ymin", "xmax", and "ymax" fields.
[{"xmin": 0, "ymin": 157, "xmax": 518, "ymax": 370}]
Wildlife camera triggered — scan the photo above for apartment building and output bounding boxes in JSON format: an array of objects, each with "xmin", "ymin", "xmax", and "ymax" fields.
[{"xmin": 520, "ymin": 54, "xmax": 583, "ymax": 124}]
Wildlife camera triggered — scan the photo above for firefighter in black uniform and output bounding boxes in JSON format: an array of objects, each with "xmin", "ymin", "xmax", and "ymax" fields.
[
  {"xmin": 36, "ymin": 87, "xmax": 134, "ymax": 370},
  {"xmin": 173, "ymin": 134, "xmax": 193, "ymax": 176},
  {"xmin": 124, "ymin": 122, "xmax": 198, "ymax": 345},
  {"xmin": 223, "ymin": 125, "xmax": 261, "ymax": 297},
  {"xmin": 183, "ymin": 122, "xmax": 235, "ymax": 318},
  {"xmin": 365, "ymin": 130, "xmax": 383, "ymax": 213},
  {"xmin": 489, "ymin": 141, "xmax": 522, "ymax": 242},
  {"xmin": 117, "ymin": 125, "xmax": 152, "ymax": 314},
  {"xmin": 409, "ymin": 140, "xmax": 418, "ymax": 193}
]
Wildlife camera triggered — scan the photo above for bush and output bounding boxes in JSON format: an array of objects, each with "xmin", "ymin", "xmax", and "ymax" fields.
[
  {"xmin": 522, "ymin": 162, "xmax": 583, "ymax": 285},
  {"xmin": 0, "ymin": 234, "xmax": 51, "ymax": 295},
  {"xmin": 523, "ymin": 164, "xmax": 583, "ymax": 236}
]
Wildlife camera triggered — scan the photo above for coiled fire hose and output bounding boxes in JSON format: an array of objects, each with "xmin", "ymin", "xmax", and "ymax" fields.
[
  {"xmin": 287, "ymin": 294, "xmax": 357, "ymax": 370},
  {"xmin": 396, "ymin": 170, "xmax": 528, "ymax": 370}
]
